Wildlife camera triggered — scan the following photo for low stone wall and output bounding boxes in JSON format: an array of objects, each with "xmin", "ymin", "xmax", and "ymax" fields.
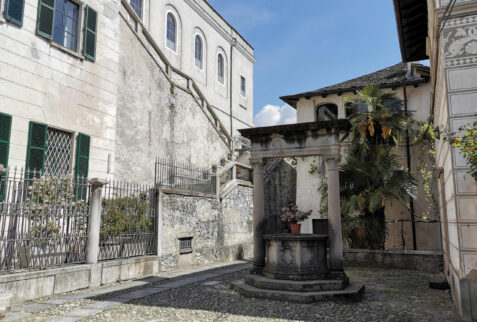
[
  {"xmin": 158, "ymin": 184, "xmax": 253, "ymax": 271},
  {"xmin": 0, "ymin": 256, "xmax": 159, "ymax": 301},
  {"xmin": 344, "ymin": 249, "xmax": 443, "ymax": 273}
]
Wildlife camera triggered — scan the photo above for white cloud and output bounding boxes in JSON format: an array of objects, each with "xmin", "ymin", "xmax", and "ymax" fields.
[{"xmin": 254, "ymin": 104, "xmax": 297, "ymax": 127}]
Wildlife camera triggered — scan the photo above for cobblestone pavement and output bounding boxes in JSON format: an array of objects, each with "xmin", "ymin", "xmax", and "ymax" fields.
[{"xmin": 5, "ymin": 262, "xmax": 458, "ymax": 322}]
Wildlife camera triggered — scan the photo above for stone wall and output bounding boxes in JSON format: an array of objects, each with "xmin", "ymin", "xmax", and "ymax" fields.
[
  {"xmin": 264, "ymin": 159, "xmax": 297, "ymax": 234},
  {"xmin": 115, "ymin": 16, "xmax": 230, "ymax": 183},
  {"xmin": 158, "ymin": 184, "xmax": 253, "ymax": 271},
  {"xmin": 344, "ymin": 249, "xmax": 444, "ymax": 273}
]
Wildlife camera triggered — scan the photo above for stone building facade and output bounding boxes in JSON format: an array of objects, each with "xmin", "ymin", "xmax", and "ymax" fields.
[
  {"xmin": 394, "ymin": 0, "xmax": 477, "ymax": 319},
  {"xmin": 281, "ymin": 63, "xmax": 442, "ymax": 251},
  {"xmin": 0, "ymin": 0, "xmax": 255, "ymax": 272},
  {"xmin": 0, "ymin": 0, "xmax": 254, "ymax": 181}
]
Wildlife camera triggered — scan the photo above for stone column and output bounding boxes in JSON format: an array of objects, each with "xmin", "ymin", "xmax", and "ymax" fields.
[
  {"xmin": 251, "ymin": 159, "xmax": 266, "ymax": 273},
  {"xmin": 325, "ymin": 156, "xmax": 344, "ymax": 271},
  {"xmin": 86, "ymin": 178, "xmax": 108, "ymax": 264}
]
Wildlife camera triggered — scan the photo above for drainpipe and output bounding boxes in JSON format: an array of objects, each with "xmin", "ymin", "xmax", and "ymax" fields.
[
  {"xmin": 403, "ymin": 85, "xmax": 417, "ymax": 250},
  {"xmin": 229, "ymin": 33, "xmax": 236, "ymax": 139}
]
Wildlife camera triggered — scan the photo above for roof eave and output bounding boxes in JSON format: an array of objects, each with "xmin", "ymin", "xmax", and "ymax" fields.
[{"xmin": 280, "ymin": 78, "xmax": 429, "ymax": 109}]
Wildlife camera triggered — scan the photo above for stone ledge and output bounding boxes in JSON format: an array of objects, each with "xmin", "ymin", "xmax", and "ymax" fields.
[
  {"xmin": 244, "ymin": 274, "xmax": 348, "ymax": 292},
  {"xmin": 344, "ymin": 249, "xmax": 443, "ymax": 272},
  {"xmin": 230, "ymin": 280, "xmax": 364, "ymax": 303}
]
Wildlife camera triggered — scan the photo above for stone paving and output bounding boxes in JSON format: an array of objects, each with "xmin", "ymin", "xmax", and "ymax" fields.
[{"xmin": 4, "ymin": 261, "xmax": 458, "ymax": 322}]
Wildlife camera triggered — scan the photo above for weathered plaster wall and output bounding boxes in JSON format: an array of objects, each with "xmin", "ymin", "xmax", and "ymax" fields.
[
  {"xmin": 294, "ymin": 83, "xmax": 441, "ymax": 248},
  {"xmin": 0, "ymin": 0, "xmax": 120, "ymax": 177},
  {"xmin": 158, "ymin": 185, "xmax": 253, "ymax": 271},
  {"xmin": 386, "ymin": 143, "xmax": 442, "ymax": 250},
  {"xmin": 434, "ymin": 9, "xmax": 477, "ymax": 320},
  {"xmin": 148, "ymin": 0, "xmax": 255, "ymax": 135},
  {"xmin": 115, "ymin": 18, "xmax": 231, "ymax": 183},
  {"xmin": 264, "ymin": 159, "xmax": 297, "ymax": 234}
]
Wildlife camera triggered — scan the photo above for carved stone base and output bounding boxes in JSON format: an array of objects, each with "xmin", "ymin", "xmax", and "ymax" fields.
[{"xmin": 263, "ymin": 234, "xmax": 328, "ymax": 281}]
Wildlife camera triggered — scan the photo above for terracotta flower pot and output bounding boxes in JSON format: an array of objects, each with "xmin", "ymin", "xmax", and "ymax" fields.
[{"xmin": 290, "ymin": 223, "xmax": 301, "ymax": 235}]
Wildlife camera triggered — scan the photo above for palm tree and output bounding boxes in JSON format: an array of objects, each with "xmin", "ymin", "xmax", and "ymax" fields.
[{"xmin": 323, "ymin": 85, "xmax": 416, "ymax": 249}]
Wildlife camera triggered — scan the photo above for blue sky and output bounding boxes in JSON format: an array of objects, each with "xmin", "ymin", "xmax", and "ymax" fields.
[{"xmin": 207, "ymin": 0, "xmax": 408, "ymax": 126}]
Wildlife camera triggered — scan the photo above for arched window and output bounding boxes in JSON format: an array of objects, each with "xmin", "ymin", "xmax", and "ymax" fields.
[
  {"xmin": 217, "ymin": 53, "xmax": 224, "ymax": 84},
  {"xmin": 345, "ymin": 101, "xmax": 369, "ymax": 118},
  {"xmin": 316, "ymin": 103, "xmax": 338, "ymax": 121},
  {"xmin": 195, "ymin": 35, "xmax": 203, "ymax": 69},
  {"xmin": 166, "ymin": 13, "xmax": 177, "ymax": 52}
]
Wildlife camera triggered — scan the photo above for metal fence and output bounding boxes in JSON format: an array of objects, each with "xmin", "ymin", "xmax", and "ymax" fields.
[
  {"xmin": 155, "ymin": 158, "xmax": 216, "ymax": 194},
  {"xmin": 0, "ymin": 169, "xmax": 90, "ymax": 271},
  {"xmin": 99, "ymin": 180, "xmax": 156, "ymax": 261}
]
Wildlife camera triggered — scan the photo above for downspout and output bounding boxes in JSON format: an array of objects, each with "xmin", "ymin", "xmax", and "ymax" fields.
[
  {"xmin": 403, "ymin": 85, "xmax": 417, "ymax": 250},
  {"xmin": 229, "ymin": 33, "xmax": 236, "ymax": 139}
]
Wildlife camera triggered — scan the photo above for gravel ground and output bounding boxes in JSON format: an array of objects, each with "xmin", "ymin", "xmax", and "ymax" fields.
[{"xmin": 82, "ymin": 266, "xmax": 458, "ymax": 322}]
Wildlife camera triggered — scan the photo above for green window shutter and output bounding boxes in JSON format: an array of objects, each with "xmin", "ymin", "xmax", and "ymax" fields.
[
  {"xmin": 74, "ymin": 133, "xmax": 90, "ymax": 201},
  {"xmin": 0, "ymin": 113, "xmax": 12, "ymax": 201},
  {"xmin": 36, "ymin": 0, "xmax": 55, "ymax": 39},
  {"xmin": 83, "ymin": 6, "xmax": 97, "ymax": 61},
  {"xmin": 75, "ymin": 133, "xmax": 90, "ymax": 178},
  {"xmin": 4, "ymin": 0, "xmax": 25, "ymax": 27},
  {"xmin": 25, "ymin": 122, "xmax": 48, "ymax": 176}
]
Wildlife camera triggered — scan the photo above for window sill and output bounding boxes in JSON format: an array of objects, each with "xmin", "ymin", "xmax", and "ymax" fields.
[
  {"xmin": 179, "ymin": 248, "xmax": 193, "ymax": 254},
  {"xmin": 165, "ymin": 45, "xmax": 178, "ymax": 56},
  {"xmin": 50, "ymin": 41, "xmax": 86, "ymax": 61}
]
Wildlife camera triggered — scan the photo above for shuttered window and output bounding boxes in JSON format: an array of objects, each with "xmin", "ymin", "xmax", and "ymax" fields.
[
  {"xmin": 25, "ymin": 122, "xmax": 48, "ymax": 177},
  {"xmin": 83, "ymin": 6, "xmax": 97, "ymax": 61},
  {"xmin": 0, "ymin": 113, "xmax": 12, "ymax": 201},
  {"xmin": 4, "ymin": 0, "xmax": 25, "ymax": 26},
  {"xmin": 74, "ymin": 133, "xmax": 90, "ymax": 179},
  {"xmin": 37, "ymin": 0, "xmax": 55, "ymax": 39},
  {"xmin": 36, "ymin": 1, "xmax": 97, "ymax": 61},
  {"xmin": 74, "ymin": 133, "xmax": 90, "ymax": 200}
]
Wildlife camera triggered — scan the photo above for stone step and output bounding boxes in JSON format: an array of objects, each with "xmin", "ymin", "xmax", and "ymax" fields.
[
  {"xmin": 0, "ymin": 293, "xmax": 11, "ymax": 310},
  {"xmin": 244, "ymin": 274, "xmax": 349, "ymax": 292},
  {"xmin": 230, "ymin": 280, "xmax": 365, "ymax": 303}
]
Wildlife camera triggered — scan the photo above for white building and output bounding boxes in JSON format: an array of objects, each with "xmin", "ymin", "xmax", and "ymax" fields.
[
  {"xmin": 0, "ymin": 0, "xmax": 254, "ymax": 182},
  {"xmin": 281, "ymin": 63, "xmax": 442, "ymax": 251}
]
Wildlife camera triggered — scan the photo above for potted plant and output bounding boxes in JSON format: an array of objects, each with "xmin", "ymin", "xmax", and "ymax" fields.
[{"xmin": 281, "ymin": 205, "xmax": 312, "ymax": 235}]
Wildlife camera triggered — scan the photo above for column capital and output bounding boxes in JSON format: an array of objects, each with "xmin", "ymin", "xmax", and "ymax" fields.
[
  {"xmin": 0, "ymin": 164, "xmax": 7, "ymax": 175},
  {"xmin": 324, "ymin": 155, "xmax": 340, "ymax": 171},
  {"xmin": 88, "ymin": 178, "xmax": 109, "ymax": 187},
  {"xmin": 250, "ymin": 159, "xmax": 266, "ymax": 173}
]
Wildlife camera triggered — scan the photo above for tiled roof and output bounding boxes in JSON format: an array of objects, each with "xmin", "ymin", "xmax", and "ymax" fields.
[{"xmin": 281, "ymin": 62, "xmax": 430, "ymax": 108}]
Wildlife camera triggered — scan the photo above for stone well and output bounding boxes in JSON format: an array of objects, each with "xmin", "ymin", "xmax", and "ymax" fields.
[
  {"xmin": 232, "ymin": 121, "xmax": 365, "ymax": 303},
  {"xmin": 231, "ymin": 233, "xmax": 364, "ymax": 303}
]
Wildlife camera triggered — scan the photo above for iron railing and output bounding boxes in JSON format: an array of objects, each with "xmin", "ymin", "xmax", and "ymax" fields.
[
  {"xmin": 0, "ymin": 168, "xmax": 90, "ymax": 271},
  {"xmin": 155, "ymin": 158, "xmax": 216, "ymax": 195},
  {"xmin": 99, "ymin": 180, "xmax": 156, "ymax": 261}
]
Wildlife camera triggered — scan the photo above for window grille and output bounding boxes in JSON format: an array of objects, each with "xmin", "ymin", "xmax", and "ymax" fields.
[
  {"xmin": 179, "ymin": 237, "xmax": 192, "ymax": 253},
  {"xmin": 44, "ymin": 128, "xmax": 73, "ymax": 177},
  {"xmin": 166, "ymin": 13, "xmax": 177, "ymax": 51},
  {"xmin": 130, "ymin": 0, "xmax": 142, "ymax": 19}
]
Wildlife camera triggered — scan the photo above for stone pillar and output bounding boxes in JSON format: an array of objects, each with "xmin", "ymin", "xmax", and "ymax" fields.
[
  {"xmin": 251, "ymin": 159, "xmax": 266, "ymax": 273},
  {"xmin": 325, "ymin": 156, "xmax": 344, "ymax": 271},
  {"xmin": 86, "ymin": 178, "xmax": 108, "ymax": 264}
]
